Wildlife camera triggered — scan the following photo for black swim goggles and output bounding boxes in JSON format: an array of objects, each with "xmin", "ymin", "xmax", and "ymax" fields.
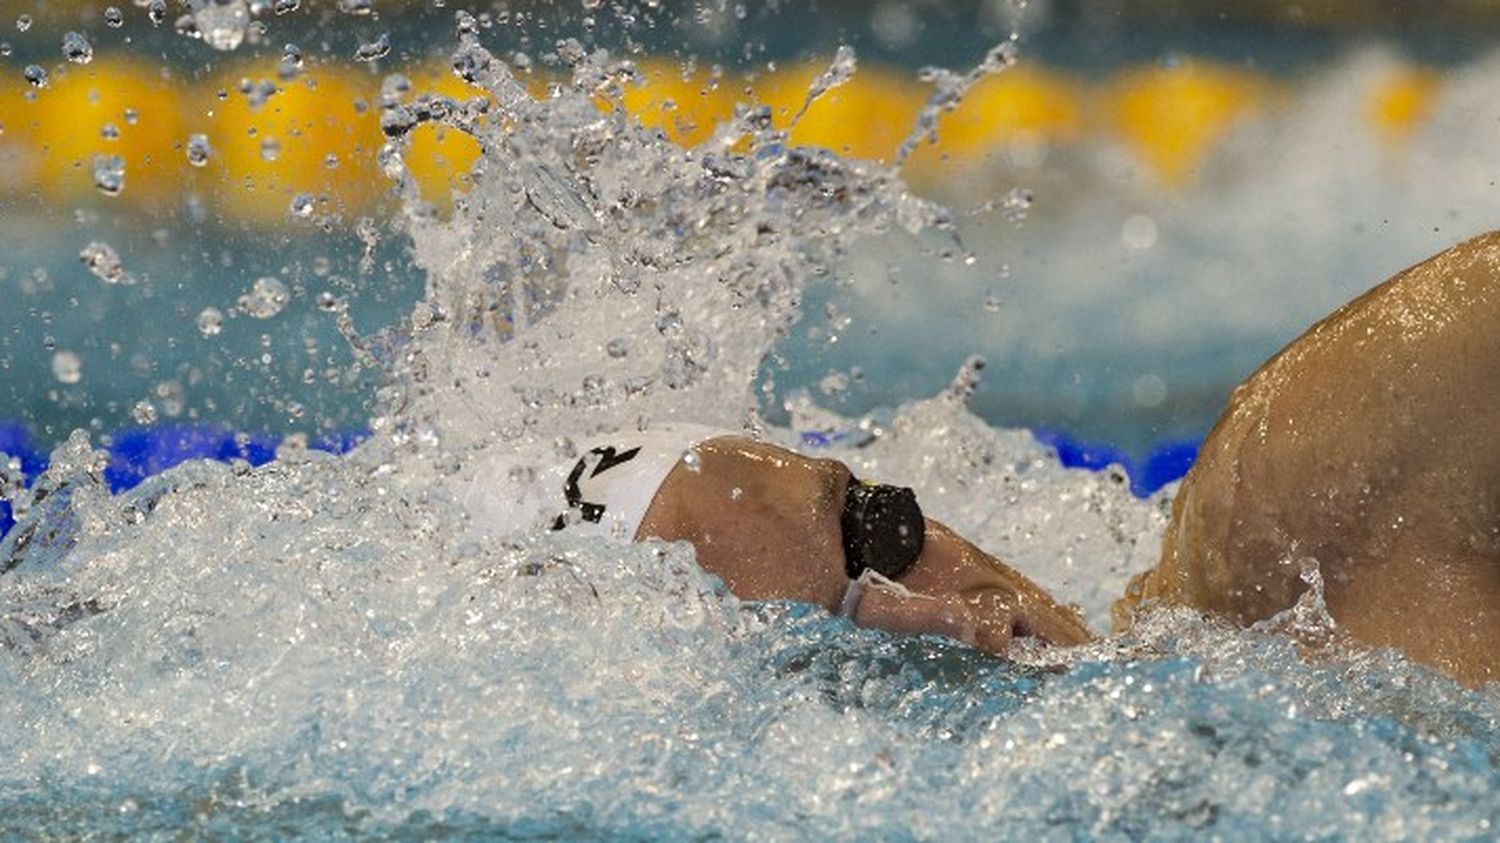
[{"xmin": 840, "ymin": 476, "xmax": 924, "ymax": 581}]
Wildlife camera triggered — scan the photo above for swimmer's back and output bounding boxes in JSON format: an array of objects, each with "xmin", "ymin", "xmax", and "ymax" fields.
[{"xmin": 1120, "ymin": 229, "xmax": 1500, "ymax": 686}]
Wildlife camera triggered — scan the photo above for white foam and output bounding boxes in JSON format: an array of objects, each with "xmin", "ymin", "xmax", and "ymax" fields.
[{"xmin": 4, "ymin": 39, "xmax": 1500, "ymax": 839}]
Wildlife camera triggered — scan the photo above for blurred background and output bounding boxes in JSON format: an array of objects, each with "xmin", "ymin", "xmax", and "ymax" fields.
[{"xmin": 4, "ymin": 0, "xmax": 1500, "ymax": 496}]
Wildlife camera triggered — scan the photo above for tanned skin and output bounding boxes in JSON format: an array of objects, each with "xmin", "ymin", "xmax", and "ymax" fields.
[
  {"xmin": 1115, "ymin": 230, "xmax": 1500, "ymax": 687},
  {"xmin": 638, "ymin": 436, "xmax": 1094, "ymax": 651},
  {"xmin": 633, "ymin": 232, "xmax": 1500, "ymax": 685}
]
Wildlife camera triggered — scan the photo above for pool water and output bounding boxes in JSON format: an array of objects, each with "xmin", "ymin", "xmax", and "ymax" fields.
[{"xmin": 4, "ymin": 5, "xmax": 1500, "ymax": 840}]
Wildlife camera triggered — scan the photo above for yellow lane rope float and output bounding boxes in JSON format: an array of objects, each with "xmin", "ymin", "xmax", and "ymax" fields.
[
  {"xmin": 15, "ymin": 57, "xmax": 188, "ymax": 212},
  {"xmin": 0, "ymin": 53, "xmax": 1454, "ymax": 219},
  {"xmin": 194, "ymin": 59, "xmax": 384, "ymax": 224}
]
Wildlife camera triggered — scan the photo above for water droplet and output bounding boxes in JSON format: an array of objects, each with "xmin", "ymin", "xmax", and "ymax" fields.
[
  {"xmin": 983, "ymin": 290, "xmax": 1002, "ymax": 312},
  {"xmin": 237, "ymin": 276, "xmax": 289, "ymax": 319},
  {"xmin": 278, "ymin": 43, "xmax": 304, "ymax": 78},
  {"xmin": 1000, "ymin": 187, "xmax": 1033, "ymax": 222},
  {"xmin": 92, "ymin": 155, "xmax": 125, "ymax": 196},
  {"xmin": 376, "ymin": 143, "xmax": 405, "ymax": 179},
  {"xmin": 655, "ymin": 311, "xmax": 682, "ymax": 336},
  {"xmin": 818, "ymin": 370, "xmax": 849, "ymax": 397},
  {"xmin": 196, "ymin": 306, "xmax": 224, "ymax": 336},
  {"xmin": 1121, "ymin": 213, "xmax": 1158, "ymax": 251},
  {"xmin": 16, "ymin": 15, "xmax": 32, "ymax": 32},
  {"xmin": 982, "ymin": 39, "xmax": 1020, "ymax": 73},
  {"xmin": 51, "ymin": 350, "xmax": 82, "ymax": 384},
  {"xmin": 273, "ymin": 0, "xmax": 300, "ymax": 13},
  {"xmin": 186, "ymin": 133, "xmax": 212, "ymax": 167},
  {"xmin": 1132, "ymin": 374, "xmax": 1168, "ymax": 408},
  {"xmin": 131, "ymin": 400, "xmax": 158, "ymax": 425},
  {"xmin": 154, "ymin": 380, "xmax": 184, "ymax": 417},
  {"xmin": 146, "ymin": 0, "xmax": 166, "ymax": 26},
  {"xmin": 337, "ymin": 0, "xmax": 373, "ymax": 13},
  {"xmin": 104, "ymin": 7, "xmax": 124, "ymax": 28},
  {"xmin": 682, "ymin": 449, "xmax": 702, "ymax": 473},
  {"xmin": 355, "ymin": 33, "xmax": 390, "ymax": 63},
  {"xmin": 289, "ymin": 193, "xmax": 316, "ymax": 219},
  {"xmin": 80, "ymin": 241, "xmax": 134, "ymax": 285},
  {"xmin": 23, "ymin": 65, "xmax": 48, "ymax": 88},
  {"xmin": 62, "ymin": 31, "xmax": 93, "ymax": 64},
  {"xmin": 193, "ymin": 0, "xmax": 250, "ymax": 51}
]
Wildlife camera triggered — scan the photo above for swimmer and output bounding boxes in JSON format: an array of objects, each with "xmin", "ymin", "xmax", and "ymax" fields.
[
  {"xmin": 462, "ymin": 230, "xmax": 1500, "ymax": 684},
  {"xmin": 1116, "ymin": 229, "xmax": 1500, "ymax": 687},
  {"xmin": 457, "ymin": 424, "xmax": 1095, "ymax": 652}
]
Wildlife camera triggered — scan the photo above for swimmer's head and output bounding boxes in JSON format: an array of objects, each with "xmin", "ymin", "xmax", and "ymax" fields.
[{"xmin": 640, "ymin": 436, "xmax": 1092, "ymax": 651}]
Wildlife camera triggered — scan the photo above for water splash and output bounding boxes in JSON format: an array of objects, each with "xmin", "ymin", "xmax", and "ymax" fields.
[
  {"xmin": 375, "ymin": 29, "xmax": 945, "ymax": 458},
  {"xmin": 4, "ymin": 23, "xmax": 1500, "ymax": 841}
]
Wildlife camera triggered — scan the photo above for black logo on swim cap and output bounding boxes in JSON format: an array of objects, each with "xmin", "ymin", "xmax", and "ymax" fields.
[
  {"xmin": 552, "ymin": 444, "xmax": 642, "ymax": 530},
  {"xmin": 840, "ymin": 478, "xmax": 924, "ymax": 580}
]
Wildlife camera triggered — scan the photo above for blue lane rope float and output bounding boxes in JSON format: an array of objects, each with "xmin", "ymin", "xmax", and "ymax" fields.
[
  {"xmin": 0, "ymin": 423, "xmax": 368, "ymax": 537},
  {"xmin": 0, "ymin": 422, "xmax": 1194, "ymax": 539},
  {"xmin": 1031, "ymin": 427, "xmax": 1198, "ymax": 498}
]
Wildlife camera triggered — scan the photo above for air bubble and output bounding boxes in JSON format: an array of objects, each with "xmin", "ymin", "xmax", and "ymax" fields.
[
  {"xmin": 16, "ymin": 14, "xmax": 32, "ymax": 32},
  {"xmin": 237, "ymin": 276, "xmax": 290, "ymax": 319},
  {"xmin": 24, "ymin": 65, "xmax": 48, "ymax": 88},
  {"xmin": 100, "ymin": 123, "xmax": 120, "ymax": 140},
  {"xmin": 62, "ymin": 31, "xmax": 94, "ymax": 64},
  {"xmin": 605, "ymin": 338, "xmax": 629, "ymax": 358},
  {"xmin": 51, "ymin": 350, "xmax": 83, "ymax": 384},
  {"xmin": 260, "ymin": 137, "xmax": 281, "ymax": 162},
  {"xmin": 273, "ymin": 0, "xmax": 300, "ymax": 13},
  {"xmin": 104, "ymin": 7, "xmax": 124, "ymax": 27}
]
